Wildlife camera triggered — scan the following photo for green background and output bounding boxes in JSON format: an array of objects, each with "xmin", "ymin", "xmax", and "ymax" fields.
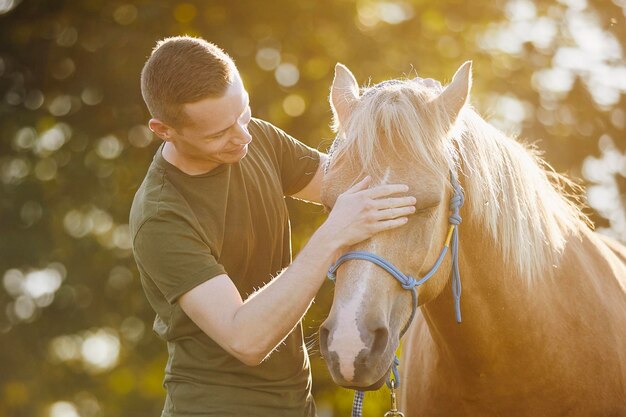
[{"xmin": 1, "ymin": 0, "xmax": 625, "ymax": 416}]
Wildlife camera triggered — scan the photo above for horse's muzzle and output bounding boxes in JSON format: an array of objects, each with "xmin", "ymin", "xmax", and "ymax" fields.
[{"xmin": 319, "ymin": 318, "xmax": 395, "ymax": 389}]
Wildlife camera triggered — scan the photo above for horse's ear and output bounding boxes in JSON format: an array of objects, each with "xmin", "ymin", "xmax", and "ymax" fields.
[
  {"xmin": 330, "ymin": 63, "xmax": 359, "ymax": 126},
  {"xmin": 435, "ymin": 61, "xmax": 472, "ymax": 122}
]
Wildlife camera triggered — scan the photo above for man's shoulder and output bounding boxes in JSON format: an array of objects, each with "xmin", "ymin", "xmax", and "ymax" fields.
[
  {"xmin": 249, "ymin": 117, "xmax": 278, "ymax": 133},
  {"xmin": 249, "ymin": 117, "xmax": 291, "ymax": 145},
  {"xmin": 129, "ymin": 162, "xmax": 193, "ymax": 239}
]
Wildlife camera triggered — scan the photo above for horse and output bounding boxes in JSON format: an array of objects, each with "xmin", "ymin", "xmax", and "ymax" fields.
[{"xmin": 318, "ymin": 61, "xmax": 626, "ymax": 416}]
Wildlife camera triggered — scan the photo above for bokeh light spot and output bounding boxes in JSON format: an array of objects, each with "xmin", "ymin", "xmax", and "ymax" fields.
[
  {"xmin": 34, "ymin": 158, "xmax": 58, "ymax": 181},
  {"xmin": 256, "ymin": 47, "xmax": 281, "ymax": 71},
  {"xmin": 36, "ymin": 123, "xmax": 71, "ymax": 156},
  {"xmin": 275, "ymin": 63, "xmax": 299, "ymax": 87},
  {"xmin": 48, "ymin": 95, "xmax": 72, "ymax": 117},
  {"xmin": 2, "ymin": 382, "xmax": 28, "ymax": 407},
  {"xmin": 437, "ymin": 36, "xmax": 461, "ymax": 58},
  {"xmin": 96, "ymin": 135, "xmax": 123, "ymax": 159},
  {"xmin": 611, "ymin": 108, "xmax": 625, "ymax": 129},
  {"xmin": 120, "ymin": 316, "xmax": 145, "ymax": 344},
  {"xmin": 0, "ymin": 0, "xmax": 21, "ymax": 15},
  {"xmin": 20, "ymin": 200, "xmax": 43, "ymax": 227},
  {"xmin": 282, "ymin": 94, "xmax": 306, "ymax": 117},
  {"xmin": 81, "ymin": 87, "xmax": 103, "ymax": 106},
  {"xmin": 1, "ymin": 157, "xmax": 30, "ymax": 184},
  {"xmin": 128, "ymin": 125, "xmax": 152, "ymax": 148},
  {"xmin": 24, "ymin": 90, "xmax": 44, "ymax": 110},
  {"xmin": 532, "ymin": 67, "xmax": 574, "ymax": 96},
  {"xmin": 13, "ymin": 126, "xmax": 37, "ymax": 150},
  {"xmin": 108, "ymin": 266, "xmax": 133, "ymax": 291},
  {"xmin": 81, "ymin": 328, "xmax": 120, "ymax": 372},
  {"xmin": 49, "ymin": 335, "xmax": 83, "ymax": 362},
  {"xmin": 6, "ymin": 90, "xmax": 22, "ymax": 105},
  {"xmin": 113, "ymin": 4, "xmax": 138, "ymax": 25},
  {"xmin": 51, "ymin": 58, "xmax": 75, "ymax": 80},
  {"xmin": 90, "ymin": 208, "xmax": 113, "ymax": 235},
  {"xmin": 174, "ymin": 3, "xmax": 197, "ymax": 23},
  {"xmin": 3, "ymin": 269, "xmax": 24, "ymax": 297},
  {"xmin": 23, "ymin": 268, "xmax": 63, "ymax": 299},
  {"xmin": 304, "ymin": 57, "xmax": 330, "ymax": 80},
  {"xmin": 113, "ymin": 225, "xmax": 132, "ymax": 250},
  {"xmin": 378, "ymin": 1, "xmax": 414, "ymax": 25},
  {"xmin": 74, "ymin": 391, "xmax": 101, "ymax": 417},
  {"xmin": 56, "ymin": 27, "xmax": 77, "ymax": 47},
  {"xmin": 49, "ymin": 401, "xmax": 80, "ymax": 417},
  {"xmin": 357, "ymin": 1, "xmax": 379, "ymax": 27},
  {"xmin": 506, "ymin": 0, "xmax": 537, "ymax": 21},
  {"xmin": 63, "ymin": 210, "xmax": 91, "ymax": 238},
  {"xmin": 14, "ymin": 295, "xmax": 36, "ymax": 321}
]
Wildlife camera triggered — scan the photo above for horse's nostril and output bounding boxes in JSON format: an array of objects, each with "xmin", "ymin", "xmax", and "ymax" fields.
[
  {"xmin": 370, "ymin": 326, "xmax": 390, "ymax": 356},
  {"xmin": 319, "ymin": 325, "xmax": 330, "ymax": 358}
]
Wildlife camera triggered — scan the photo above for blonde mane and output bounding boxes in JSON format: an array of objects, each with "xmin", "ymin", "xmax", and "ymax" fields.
[{"xmin": 330, "ymin": 79, "xmax": 589, "ymax": 282}]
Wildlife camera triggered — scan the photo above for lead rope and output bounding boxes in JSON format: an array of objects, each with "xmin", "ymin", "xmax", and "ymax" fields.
[{"xmin": 327, "ymin": 172, "xmax": 464, "ymax": 417}]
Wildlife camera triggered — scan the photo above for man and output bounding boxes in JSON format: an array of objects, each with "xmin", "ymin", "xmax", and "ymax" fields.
[{"xmin": 130, "ymin": 36, "xmax": 416, "ymax": 416}]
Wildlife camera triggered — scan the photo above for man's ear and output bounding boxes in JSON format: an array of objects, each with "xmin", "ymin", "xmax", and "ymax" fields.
[{"xmin": 148, "ymin": 118, "xmax": 173, "ymax": 141}]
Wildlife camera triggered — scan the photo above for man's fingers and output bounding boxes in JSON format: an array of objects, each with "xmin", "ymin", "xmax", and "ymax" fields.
[
  {"xmin": 373, "ymin": 196, "xmax": 416, "ymax": 210},
  {"xmin": 345, "ymin": 176, "xmax": 371, "ymax": 194},
  {"xmin": 372, "ymin": 217, "xmax": 409, "ymax": 233},
  {"xmin": 375, "ymin": 206, "xmax": 416, "ymax": 220},
  {"xmin": 365, "ymin": 184, "xmax": 409, "ymax": 199}
]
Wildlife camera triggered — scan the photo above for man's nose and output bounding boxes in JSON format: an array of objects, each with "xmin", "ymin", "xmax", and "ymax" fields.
[{"xmin": 233, "ymin": 125, "xmax": 252, "ymax": 145}]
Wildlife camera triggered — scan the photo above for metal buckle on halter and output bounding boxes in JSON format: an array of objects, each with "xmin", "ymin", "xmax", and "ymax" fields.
[{"xmin": 384, "ymin": 380, "xmax": 405, "ymax": 417}]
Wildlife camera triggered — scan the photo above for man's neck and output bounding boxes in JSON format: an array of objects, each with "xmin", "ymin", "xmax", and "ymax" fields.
[{"xmin": 162, "ymin": 142, "xmax": 220, "ymax": 175}]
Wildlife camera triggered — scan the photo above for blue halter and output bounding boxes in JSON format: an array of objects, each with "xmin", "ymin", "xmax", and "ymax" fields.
[{"xmin": 326, "ymin": 171, "xmax": 464, "ymax": 416}]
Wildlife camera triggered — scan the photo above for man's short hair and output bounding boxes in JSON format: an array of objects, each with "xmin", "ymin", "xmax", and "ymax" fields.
[{"xmin": 141, "ymin": 36, "xmax": 237, "ymax": 128}]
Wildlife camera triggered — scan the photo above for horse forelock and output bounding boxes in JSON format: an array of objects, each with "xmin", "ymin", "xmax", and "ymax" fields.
[
  {"xmin": 331, "ymin": 79, "xmax": 457, "ymax": 184},
  {"xmin": 328, "ymin": 77, "xmax": 589, "ymax": 284}
]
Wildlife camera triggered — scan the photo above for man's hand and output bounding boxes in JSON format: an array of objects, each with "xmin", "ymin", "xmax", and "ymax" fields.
[{"xmin": 321, "ymin": 176, "xmax": 416, "ymax": 250}]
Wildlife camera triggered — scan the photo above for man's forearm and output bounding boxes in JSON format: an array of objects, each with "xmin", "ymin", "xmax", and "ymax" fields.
[{"xmin": 229, "ymin": 226, "xmax": 340, "ymax": 364}]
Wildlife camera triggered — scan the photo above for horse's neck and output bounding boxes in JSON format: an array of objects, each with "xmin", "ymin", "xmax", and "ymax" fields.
[{"xmin": 419, "ymin": 217, "xmax": 626, "ymax": 374}]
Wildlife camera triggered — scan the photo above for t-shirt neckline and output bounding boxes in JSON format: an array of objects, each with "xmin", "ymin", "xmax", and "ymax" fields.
[{"xmin": 155, "ymin": 142, "xmax": 230, "ymax": 178}]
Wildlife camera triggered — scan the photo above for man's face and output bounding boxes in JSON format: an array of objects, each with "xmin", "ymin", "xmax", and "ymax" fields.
[{"xmin": 170, "ymin": 72, "xmax": 252, "ymax": 170}]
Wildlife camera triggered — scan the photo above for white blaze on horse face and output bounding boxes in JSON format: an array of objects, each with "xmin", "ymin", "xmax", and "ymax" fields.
[
  {"xmin": 326, "ymin": 168, "xmax": 393, "ymax": 382},
  {"xmin": 380, "ymin": 167, "xmax": 391, "ymax": 185},
  {"xmin": 327, "ymin": 241, "xmax": 378, "ymax": 382}
]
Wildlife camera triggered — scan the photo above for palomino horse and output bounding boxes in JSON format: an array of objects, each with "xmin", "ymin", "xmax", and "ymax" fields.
[{"xmin": 319, "ymin": 61, "xmax": 626, "ymax": 416}]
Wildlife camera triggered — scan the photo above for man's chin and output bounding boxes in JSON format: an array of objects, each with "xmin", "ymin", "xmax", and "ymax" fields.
[{"xmin": 221, "ymin": 147, "xmax": 247, "ymax": 164}]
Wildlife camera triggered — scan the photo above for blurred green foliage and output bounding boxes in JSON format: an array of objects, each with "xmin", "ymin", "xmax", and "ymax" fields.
[{"xmin": 1, "ymin": 0, "xmax": 625, "ymax": 416}]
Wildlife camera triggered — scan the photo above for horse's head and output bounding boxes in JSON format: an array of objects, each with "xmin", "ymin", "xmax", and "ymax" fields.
[{"xmin": 319, "ymin": 62, "xmax": 472, "ymax": 389}]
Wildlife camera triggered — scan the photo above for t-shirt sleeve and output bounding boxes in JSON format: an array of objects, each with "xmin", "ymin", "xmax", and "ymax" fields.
[
  {"xmin": 133, "ymin": 216, "xmax": 227, "ymax": 304},
  {"xmin": 257, "ymin": 120, "xmax": 322, "ymax": 195}
]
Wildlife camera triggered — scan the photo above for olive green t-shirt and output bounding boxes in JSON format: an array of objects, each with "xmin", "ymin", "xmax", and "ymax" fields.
[{"xmin": 129, "ymin": 118, "xmax": 321, "ymax": 417}]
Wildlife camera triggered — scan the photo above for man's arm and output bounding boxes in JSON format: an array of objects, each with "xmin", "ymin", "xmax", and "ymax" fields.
[
  {"xmin": 179, "ymin": 177, "xmax": 417, "ymax": 366},
  {"xmin": 290, "ymin": 153, "xmax": 328, "ymax": 204}
]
